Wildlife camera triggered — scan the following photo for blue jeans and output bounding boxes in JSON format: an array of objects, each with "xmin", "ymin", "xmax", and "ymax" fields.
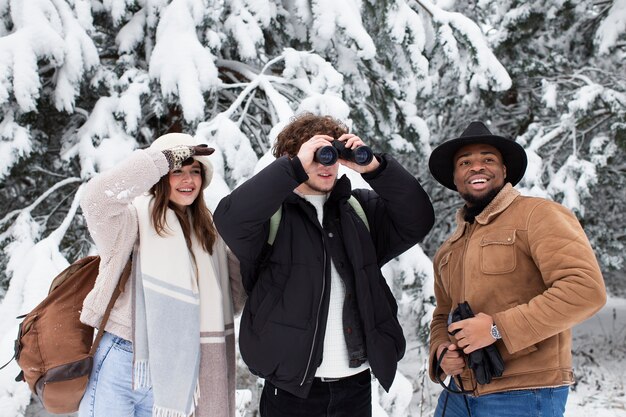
[
  {"xmin": 434, "ymin": 380, "xmax": 569, "ymax": 417},
  {"xmin": 79, "ymin": 332, "xmax": 154, "ymax": 417},
  {"xmin": 260, "ymin": 370, "xmax": 372, "ymax": 417}
]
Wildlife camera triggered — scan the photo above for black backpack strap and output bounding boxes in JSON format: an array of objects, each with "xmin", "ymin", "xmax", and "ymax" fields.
[
  {"xmin": 0, "ymin": 354, "xmax": 14, "ymax": 370},
  {"xmin": 1, "ymin": 314, "xmax": 27, "ymax": 371}
]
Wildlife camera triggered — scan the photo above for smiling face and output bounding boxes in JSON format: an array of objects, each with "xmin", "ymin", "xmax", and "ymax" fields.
[
  {"xmin": 295, "ymin": 160, "xmax": 339, "ymax": 195},
  {"xmin": 168, "ymin": 160, "xmax": 203, "ymax": 209},
  {"xmin": 453, "ymin": 143, "xmax": 507, "ymax": 207}
]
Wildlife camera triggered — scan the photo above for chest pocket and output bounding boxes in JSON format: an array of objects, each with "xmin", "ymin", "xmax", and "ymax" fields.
[{"xmin": 480, "ymin": 230, "xmax": 516, "ymax": 274}]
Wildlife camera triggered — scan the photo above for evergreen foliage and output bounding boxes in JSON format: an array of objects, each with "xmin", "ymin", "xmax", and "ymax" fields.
[{"xmin": 0, "ymin": 1, "xmax": 624, "ymax": 414}]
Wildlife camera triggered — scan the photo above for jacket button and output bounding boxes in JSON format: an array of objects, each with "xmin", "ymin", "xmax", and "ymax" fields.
[
  {"xmin": 346, "ymin": 327, "xmax": 352, "ymax": 334},
  {"xmin": 328, "ymin": 232, "xmax": 334, "ymax": 238}
]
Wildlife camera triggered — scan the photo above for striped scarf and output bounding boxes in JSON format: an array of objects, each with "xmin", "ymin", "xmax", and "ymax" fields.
[{"xmin": 132, "ymin": 195, "xmax": 235, "ymax": 417}]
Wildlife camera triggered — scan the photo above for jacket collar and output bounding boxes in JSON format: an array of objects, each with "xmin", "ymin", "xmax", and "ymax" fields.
[
  {"xmin": 448, "ymin": 183, "xmax": 520, "ymax": 242},
  {"xmin": 327, "ymin": 175, "xmax": 352, "ymax": 204}
]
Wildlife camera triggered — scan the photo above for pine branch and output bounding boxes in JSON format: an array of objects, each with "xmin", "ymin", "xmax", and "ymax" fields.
[{"xmin": 0, "ymin": 178, "xmax": 82, "ymax": 228}]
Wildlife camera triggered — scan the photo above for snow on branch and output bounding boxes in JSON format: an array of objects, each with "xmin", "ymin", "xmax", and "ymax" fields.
[
  {"xmin": 116, "ymin": 7, "xmax": 147, "ymax": 54},
  {"xmin": 224, "ymin": 0, "xmax": 276, "ymax": 59},
  {"xmin": 0, "ymin": 177, "xmax": 82, "ymax": 244},
  {"xmin": 388, "ymin": 1, "xmax": 426, "ymax": 52},
  {"xmin": 214, "ymin": 49, "xmax": 345, "ymax": 126},
  {"xmin": 282, "ymin": 48, "xmax": 344, "ymax": 96},
  {"xmin": 394, "ymin": 100, "xmax": 429, "ymax": 153},
  {"xmin": 63, "ymin": 96, "xmax": 138, "ymax": 178},
  {"xmin": 197, "ymin": 114, "xmax": 258, "ymax": 185},
  {"xmin": 102, "ymin": 0, "xmax": 138, "ymax": 25},
  {"xmin": 0, "ymin": 2, "xmax": 65, "ymax": 111},
  {"xmin": 410, "ymin": 0, "xmax": 512, "ymax": 93},
  {"xmin": 0, "ymin": 109, "xmax": 31, "ymax": 179},
  {"xmin": 117, "ymin": 69, "xmax": 152, "ymax": 133},
  {"xmin": 310, "ymin": 0, "xmax": 376, "ymax": 59},
  {"xmin": 51, "ymin": 0, "xmax": 100, "ymax": 112},
  {"xmin": 594, "ymin": 0, "xmax": 626, "ymax": 55},
  {"xmin": 386, "ymin": 1, "xmax": 429, "ymax": 77},
  {"xmin": 548, "ymin": 154, "xmax": 597, "ymax": 215},
  {"xmin": 149, "ymin": 0, "xmax": 221, "ymax": 121},
  {"xmin": 0, "ymin": 0, "xmax": 98, "ymax": 113},
  {"xmin": 517, "ymin": 72, "xmax": 624, "ymax": 213}
]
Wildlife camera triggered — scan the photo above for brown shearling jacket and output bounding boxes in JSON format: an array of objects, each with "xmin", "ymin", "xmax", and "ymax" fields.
[{"xmin": 428, "ymin": 183, "xmax": 606, "ymax": 396}]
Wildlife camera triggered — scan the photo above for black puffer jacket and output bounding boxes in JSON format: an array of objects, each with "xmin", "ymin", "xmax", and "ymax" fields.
[{"xmin": 214, "ymin": 154, "xmax": 434, "ymax": 398}]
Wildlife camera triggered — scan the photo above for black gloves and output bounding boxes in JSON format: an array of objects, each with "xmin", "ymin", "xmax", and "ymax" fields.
[
  {"xmin": 162, "ymin": 145, "xmax": 214, "ymax": 170},
  {"xmin": 450, "ymin": 302, "xmax": 505, "ymax": 385}
]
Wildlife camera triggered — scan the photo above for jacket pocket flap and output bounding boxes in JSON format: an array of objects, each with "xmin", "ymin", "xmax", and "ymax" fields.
[{"xmin": 480, "ymin": 230, "xmax": 516, "ymax": 246}]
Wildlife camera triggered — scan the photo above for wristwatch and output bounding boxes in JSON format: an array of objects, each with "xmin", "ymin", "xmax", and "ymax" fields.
[{"xmin": 490, "ymin": 323, "xmax": 502, "ymax": 340}]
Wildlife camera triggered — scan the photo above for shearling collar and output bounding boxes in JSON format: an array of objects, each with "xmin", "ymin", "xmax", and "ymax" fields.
[{"xmin": 448, "ymin": 183, "xmax": 521, "ymax": 242}]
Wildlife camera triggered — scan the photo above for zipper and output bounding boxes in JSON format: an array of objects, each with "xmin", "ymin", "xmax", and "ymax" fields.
[
  {"xmin": 461, "ymin": 221, "xmax": 476, "ymax": 390},
  {"xmin": 300, "ymin": 232, "xmax": 327, "ymax": 386},
  {"xmin": 461, "ymin": 222, "xmax": 475, "ymax": 302}
]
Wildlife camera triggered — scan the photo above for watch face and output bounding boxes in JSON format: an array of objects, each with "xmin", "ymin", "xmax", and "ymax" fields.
[{"xmin": 491, "ymin": 325, "xmax": 501, "ymax": 340}]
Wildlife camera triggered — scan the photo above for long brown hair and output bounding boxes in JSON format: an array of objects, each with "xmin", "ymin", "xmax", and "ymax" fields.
[{"xmin": 150, "ymin": 159, "xmax": 217, "ymax": 255}]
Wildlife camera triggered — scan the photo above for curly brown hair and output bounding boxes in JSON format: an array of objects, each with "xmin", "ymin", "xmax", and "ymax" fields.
[{"xmin": 272, "ymin": 113, "xmax": 349, "ymax": 158}]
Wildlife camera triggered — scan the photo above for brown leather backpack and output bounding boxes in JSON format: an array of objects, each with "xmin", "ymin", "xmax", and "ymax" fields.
[{"xmin": 3, "ymin": 255, "xmax": 131, "ymax": 414}]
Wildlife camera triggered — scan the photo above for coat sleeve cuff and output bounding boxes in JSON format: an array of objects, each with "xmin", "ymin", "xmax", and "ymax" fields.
[
  {"xmin": 289, "ymin": 156, "xmax": 309, "ymax": 183},
  {"xmin": 361, "ymin": 154, "xmax": 387, "ymax": 180}
]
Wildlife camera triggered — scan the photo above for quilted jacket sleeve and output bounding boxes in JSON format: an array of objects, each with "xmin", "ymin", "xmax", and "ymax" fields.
[
  {"xmin": 355, "ymin": 154, "xmax": 435, "ymax": 266},
  {"xmin": 493, "ymin": 201, "xmax": 606, "ymax": 354}
]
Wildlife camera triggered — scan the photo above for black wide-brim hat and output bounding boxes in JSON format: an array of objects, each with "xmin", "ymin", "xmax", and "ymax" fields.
[{"xmin": 428, "ymin": 121, "xmax": 528, "ymax": 191}]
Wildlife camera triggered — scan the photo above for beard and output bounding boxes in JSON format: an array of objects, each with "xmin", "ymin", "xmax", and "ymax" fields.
[
  {"xmin": 305, "ymin": 178, "xmax": 336, "ymax": 194},
  {"xmin": 459, "ymin": 185, "xmax": 503, "ymax": 209}
]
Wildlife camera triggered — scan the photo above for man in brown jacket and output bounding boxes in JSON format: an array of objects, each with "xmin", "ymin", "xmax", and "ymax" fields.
[{"xmin": 427, "ymin": 121, "xmax": 606, "ymax": 417}]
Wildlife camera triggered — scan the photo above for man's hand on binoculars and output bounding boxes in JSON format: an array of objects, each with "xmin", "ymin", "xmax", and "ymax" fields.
[
  {"xmin": 297, "ymin": 135, "xmax": 335, "ymax": 171},
  {"xmin": 336, "ymin": 134, "xmax": 379, "ymax": 173}
]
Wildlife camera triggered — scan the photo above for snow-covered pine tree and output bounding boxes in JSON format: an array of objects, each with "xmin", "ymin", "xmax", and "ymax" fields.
[
  {"xmin": 1, "ymin": 0, "xmax": 623, "ymax": 415},
  {"xmin": 423, "ymin": 0, "xmax": 626, "ymax": 293}
]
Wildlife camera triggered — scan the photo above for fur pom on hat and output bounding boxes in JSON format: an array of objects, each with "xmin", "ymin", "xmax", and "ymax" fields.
[{"xmin": 150, "ymin": 133, "xmax": 214, "ymax": 189}]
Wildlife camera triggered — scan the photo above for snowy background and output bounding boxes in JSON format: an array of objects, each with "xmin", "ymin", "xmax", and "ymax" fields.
[{"xmin": 0, "ymin": 0, "xmax": 625, "ymax": 416}]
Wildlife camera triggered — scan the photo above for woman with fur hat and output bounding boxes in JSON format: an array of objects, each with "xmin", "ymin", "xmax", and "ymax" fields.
[{"xmin": 78, "ymin": 133, "xmax": 245, "ymax": 417}]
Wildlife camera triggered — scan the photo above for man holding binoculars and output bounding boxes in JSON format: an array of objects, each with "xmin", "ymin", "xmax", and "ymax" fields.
[{"xmin": 214, "ymin": 113, "xmax": 434, "ymax": 416}]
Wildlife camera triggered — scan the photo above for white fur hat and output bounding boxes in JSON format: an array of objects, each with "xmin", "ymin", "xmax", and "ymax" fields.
[{"xmin": 149, "ymin": 133, "xmax": 214, "ymax": 189}]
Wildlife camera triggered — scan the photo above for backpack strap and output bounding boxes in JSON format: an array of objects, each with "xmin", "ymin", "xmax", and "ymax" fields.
[
  {"xmin": 267, "ymin": 195, "xmax": 368, "ymax": 245},
  {"xmin": 267, "ymin": 205, "xmax": 282, "ymax": 246},
  {"xmin": 0, "ymin": 353, "xmax": 14, "ymax": 370},
  {"xmin": 347, "ymin": 195, "xmax": 369, "ymax": 231},
  {"xmin": 89, "ymin": 257, "xmax": 133, "ymax": 355}
]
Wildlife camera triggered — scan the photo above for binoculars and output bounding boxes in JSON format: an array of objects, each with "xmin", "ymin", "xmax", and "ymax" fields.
[{"xmin": 314, "ymin": 141, "xmax": 374, "ymax": 166}]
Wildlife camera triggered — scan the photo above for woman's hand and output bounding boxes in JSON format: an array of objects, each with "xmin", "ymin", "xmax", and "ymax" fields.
[{"xmin": 162, "ymin": 145, "xmax": 215, "ymax": 169}]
